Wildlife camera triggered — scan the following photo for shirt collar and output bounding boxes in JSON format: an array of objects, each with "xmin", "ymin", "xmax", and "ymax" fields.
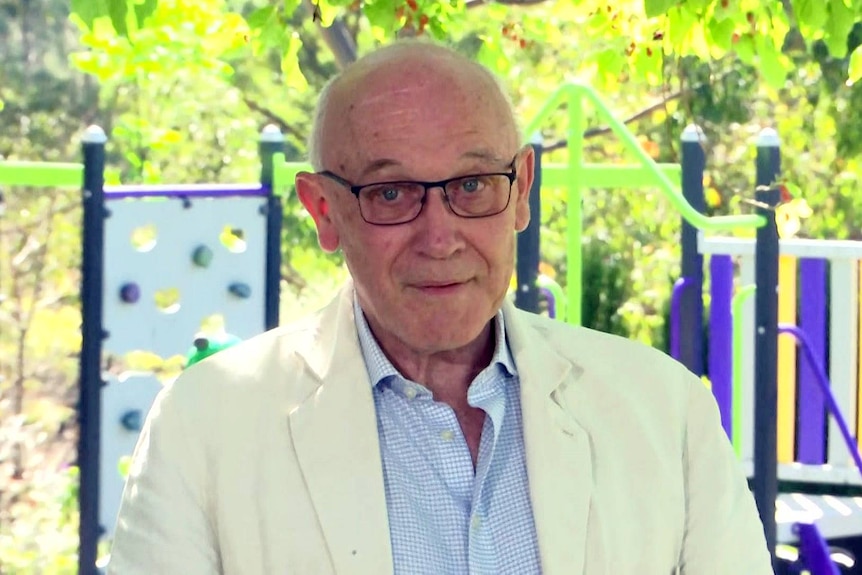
[{"xmin": 353, "ymin": 292, "xmax": 517, "ymax": 389}]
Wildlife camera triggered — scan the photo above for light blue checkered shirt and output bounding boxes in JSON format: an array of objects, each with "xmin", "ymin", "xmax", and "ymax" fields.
[{"xmin": 354, "ymin": 298, "xmax": 542, "ymax": 575}]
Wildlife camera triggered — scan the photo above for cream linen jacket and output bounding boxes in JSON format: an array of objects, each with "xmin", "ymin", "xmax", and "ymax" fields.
[{"xmin": 107, "ymin": 285, "xmax": 773, "ymax": 574}]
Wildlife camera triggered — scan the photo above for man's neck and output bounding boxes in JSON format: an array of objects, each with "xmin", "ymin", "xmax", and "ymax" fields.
[{"xmin": 368, "ymin": 318, "xmax": 496, "ymax": 405}]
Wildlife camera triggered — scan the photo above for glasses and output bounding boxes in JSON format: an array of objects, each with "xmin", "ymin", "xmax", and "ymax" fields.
[{"xmin": 317, "ymin": 157, "xmax": 518, "ymax": 226}]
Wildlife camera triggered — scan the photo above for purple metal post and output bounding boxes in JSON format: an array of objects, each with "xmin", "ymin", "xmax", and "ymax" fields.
[
  {"xmin": 778, "ymin": 324, "xmax": 862, "ymax": 479},
  {"xmin": 104, "ymin": 183, "xmax": 268, "ymax": 200},
  {"xmin": 709, "ymin": 255, "xmax": 734, "ymax": 438},
  {"xmin": 538, "ymin": 287, "xmax": 556, "ymax": 319},
  {"xmin": 794, "ymin": 522, "xmax": 840, "ymax": 575},
  {"xmin": 669, "ymin": 277, "xmax": 693, "ymax": 361},
  {"xmin": 798, "ymin": 258, "xmax": 828, "ymax": 464}
]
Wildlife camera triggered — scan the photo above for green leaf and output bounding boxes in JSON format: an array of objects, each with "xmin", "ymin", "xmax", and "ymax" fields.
[
  {"xmin": 133, "ymin": 0, "xmax": 159, "ymax": 29},
  {"xmin": 256, "ymin": 17, "xmax": 285, "ymax": 53},
  {"xmin": 71, "ymin": 0, "xmax": 108, "ymax": 29},
  {"xmin": 632, "ymin": 44, "xmax": 663, "ymax": 84},
  {"xmin": 756, "ymin": 34, "xmax": 788, "ymax": 89},
  {"xmin": 667, "ymin": 7, "xmax": 695, "ymax": 49},
  {"xmin": 688, "ymin": 21, "xmax": 711, "ymax": 59},
  {"xmin": 596, "ymin": 48, "xmax": 624, "ymax": 82},
  {"xmin": 108, "ymin": 0, "xmax": 129, "ymax": 37},
  {"xmin": 645, "ymin": 0, "xmax": 678, "ymax": 18},
  {"xmin": 281, "ymin": 34, "xmax": 308, "ymax": 91},
  {"xmin": 476, "ymin": 36, "xmax": 510, "ymax": 77},
  {"xmin": 363, "ymin": 0, "xmax": 399, "ymax": 36},
  {"xmin": 247, "ymin": 6, "xmax": 276, "ymax": 28},
  {"xmin": 734, "ymin": 33, "xmax": 756, "ymax": 64},
  {"xmin": 824, "ymin": 0, "xmax": 854, "ymax": 58},
  {"xmin": 707, "ymin": 17, "xmax": 735, "ymax": 52},
  {"xmin": 849, "ymin": 45, "xmax": 862, "ymax": 86},
  {"xmin": 791, "ymin": 0, "xmax": 827, "ymax": 30}
]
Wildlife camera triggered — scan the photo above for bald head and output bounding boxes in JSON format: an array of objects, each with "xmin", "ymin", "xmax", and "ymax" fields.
[{"xmin": 307, "ymin": 40, "xmax": 519, "ymax": 171}]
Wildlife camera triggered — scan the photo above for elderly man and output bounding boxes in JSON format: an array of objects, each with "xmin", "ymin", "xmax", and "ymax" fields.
[{"xmin": 108, "ymin": 41, "xmax": 773, "ymax": 574}]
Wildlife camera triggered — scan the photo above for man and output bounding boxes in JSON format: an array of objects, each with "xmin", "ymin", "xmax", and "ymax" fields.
[{"xmin": 108, "ymin": 40, "xmax": 773, "ymax": 574}]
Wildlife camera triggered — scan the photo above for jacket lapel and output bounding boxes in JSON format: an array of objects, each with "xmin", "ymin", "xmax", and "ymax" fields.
[
  {"xmin": 288, "ymin": 286, "xmax": 394, "ymax": 575},
  {"xmin": 504, "ymin": 302, "xmax": 595, "ymax": 575}
]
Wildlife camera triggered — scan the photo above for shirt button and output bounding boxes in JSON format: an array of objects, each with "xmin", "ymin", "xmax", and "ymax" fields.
[
  {"xmin": 471, "ymin": 515, "xmax": 481, "ymax": 530},
  {"xmin": 440, "ymin": 430, "xmax": 454, "ymax": 441},
  {"xmin": 404, "ymin": 387, "xmax": 418, "ymax": 400}
]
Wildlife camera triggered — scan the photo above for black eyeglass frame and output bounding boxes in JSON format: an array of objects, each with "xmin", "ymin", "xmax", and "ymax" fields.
[{"xmin": 316, "ymin": 155, "xmax": 520, "ymax": 226}]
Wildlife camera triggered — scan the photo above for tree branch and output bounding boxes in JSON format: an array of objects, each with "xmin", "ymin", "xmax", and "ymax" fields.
[
  {"xmin": 241, "ymin": 97, "xmax": 306, "ymax": 141},
  {"xmin": 303, "ymin": 0, "xmax": 358, "ymax": 68}
]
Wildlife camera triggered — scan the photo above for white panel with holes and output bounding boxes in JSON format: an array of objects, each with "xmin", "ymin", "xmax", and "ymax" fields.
[
  {"xmin": 100, "ymin": 195, "xmax": 270, "ymax": 539},
  {"xmin": 99, "ymin": 372, "xmax": 163, "ymax": 537},
  {"xmin": 102, "ymin": 196, "xmax": 269, "ymax": 359}
]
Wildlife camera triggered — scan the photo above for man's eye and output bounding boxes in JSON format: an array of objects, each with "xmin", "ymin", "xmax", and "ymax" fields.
[
  {"xmin": 458, "ymin": 178, "xmax": 486, "ymax": 193},
  {"xmin": 380, "ymin": 187, "xmax": 400, "ymax": 201}
]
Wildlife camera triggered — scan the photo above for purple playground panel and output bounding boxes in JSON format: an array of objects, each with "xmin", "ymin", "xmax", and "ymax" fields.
[
  {"xmin": 708, "ymin": 255, "xmax": 734, "ymax": 439},
  {"xmin": 103, "ymin": 183, "xmax": 269, "ymax": 200},
  {"xmin": 669, "ymin": 277, "xmax": 694, "ymax": 362},
  {"xmin": 779, "ymin": 324, "xmax": 862, "ymax": 478},
  {"xmin": 797, "ymin": 258, "xmax": 828, "ymax": 465},
  {"xmin": 702, "ymin": 254, "xmax": 834, "ymax": 465}
]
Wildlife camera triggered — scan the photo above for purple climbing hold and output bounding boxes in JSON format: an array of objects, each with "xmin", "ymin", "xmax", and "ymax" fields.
[{"xmin": 120, "ymin": 282, "xmax": 141, "ymax": 304}]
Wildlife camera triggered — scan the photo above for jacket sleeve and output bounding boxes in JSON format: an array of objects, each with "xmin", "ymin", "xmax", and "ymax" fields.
[
  {"xmin": 678, "ymin": 369, "xmax": 775, "ymax": 574},
  {"xmin": 107, "ymin": 375, "xmax": 221, "ymax": 575}
]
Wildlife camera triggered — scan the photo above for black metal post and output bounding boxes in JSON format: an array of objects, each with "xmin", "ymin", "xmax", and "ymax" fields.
[
  {"xmin": 678, "ymin": 125, "xmax": 705, "ymax": 376},
  {"xmin": 259, "ymin": 125, "xmax": 284, "ymax": 331},
  {"xmin": 515, "ymin": 135, "xmax": 542, "ymax": 314},
  {"xmin": 752, "ymin": 127, "xmax": 781, "ymax": 567},
  {"xmin": 78, "ymin": 125, "xmax": 107, "ymax": 575}
]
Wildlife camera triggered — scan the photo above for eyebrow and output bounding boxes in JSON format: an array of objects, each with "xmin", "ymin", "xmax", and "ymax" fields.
[
  {"xmin": 356, "ymin": 149, "xmax": 508, "ymax": 180},
  {"xmin": 357, "ymin": 158, "xmax": 402, "ymax": 180}
]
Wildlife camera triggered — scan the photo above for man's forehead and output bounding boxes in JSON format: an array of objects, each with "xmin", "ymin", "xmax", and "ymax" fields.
[
  {"xmin": 350, "ymin": 148, "xmax": 511, "ymax": 179},
  {"xmin": 318, "ymin": 47, "xmax": 516, "ymax": 171}
]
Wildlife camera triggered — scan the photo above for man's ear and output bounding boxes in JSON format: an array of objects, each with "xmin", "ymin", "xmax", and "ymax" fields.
[
  {"xmin": 514, "ymin": 145, "xmax": 535, "ymax": 233},
  {"xmin": 295, "ymin": 172, "xmax": 340, "ymax": 252}
]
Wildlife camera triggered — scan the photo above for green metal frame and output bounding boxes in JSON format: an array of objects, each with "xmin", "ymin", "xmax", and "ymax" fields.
[
  {"xmin": 523, "ymin": 83, "xmax": 766, "ymax": 325},
  {"xmin": 731, "ymin": 284, "xmax": 758, "ymax": 457},
  {"xmin": 0, "ymin": 161, "xmax": 83, "ymax": 188}
]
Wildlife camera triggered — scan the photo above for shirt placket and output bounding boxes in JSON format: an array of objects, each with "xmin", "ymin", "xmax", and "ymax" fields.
[{"xmin": 467, "ymin": 375, "xmax": 508, "ymax": 575}]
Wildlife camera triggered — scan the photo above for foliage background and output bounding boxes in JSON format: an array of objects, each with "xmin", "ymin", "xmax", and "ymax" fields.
[{"xmin": 1, "ymin": 0, "xmax": 861, "ymax": 571}]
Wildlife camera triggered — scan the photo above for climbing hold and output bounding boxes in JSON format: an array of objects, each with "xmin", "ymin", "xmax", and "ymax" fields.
[
  {"xmin": 185, "ymin": 332, "xmax": 242, "ymax": 367},
  {"xmin": 228, "ymin": 282, "xmax": 252, "ymax": 299},
  {"xmin": 120, "ymin": 409, "xmax": 143, "ymax": 432},
  {"xmin": 119, "ymin": 282, "xmax": 141, "ymax": 304},
  {"xmin": 192, "ymin": 245, "xmax": 214, "ymax": 268}
]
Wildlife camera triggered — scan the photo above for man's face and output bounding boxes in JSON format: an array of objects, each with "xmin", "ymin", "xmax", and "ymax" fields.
[{"xmin": 299, "ymin": 56, "xmax": 533, "ymax": 356}]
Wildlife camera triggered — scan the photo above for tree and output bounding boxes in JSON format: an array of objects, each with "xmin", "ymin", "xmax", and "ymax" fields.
[{"xmin": 71, "ymin": 0, "xmax": 862, "ymax": 88}]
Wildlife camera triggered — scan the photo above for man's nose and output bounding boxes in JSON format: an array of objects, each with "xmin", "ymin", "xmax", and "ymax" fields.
[{"xmin": 414, "ymin": 187, "xmax": 464, "ymax": 258}]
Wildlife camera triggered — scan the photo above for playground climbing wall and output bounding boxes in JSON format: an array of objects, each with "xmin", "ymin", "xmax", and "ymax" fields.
[{"xmin": 99, "ymin": 191, "xmax": 271, "ymax": 536}]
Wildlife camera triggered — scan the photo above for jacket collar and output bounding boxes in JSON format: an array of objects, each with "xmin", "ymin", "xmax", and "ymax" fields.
[{"xmin": 289, "ymin": 284, "xmax": 597, "ymax": 574}]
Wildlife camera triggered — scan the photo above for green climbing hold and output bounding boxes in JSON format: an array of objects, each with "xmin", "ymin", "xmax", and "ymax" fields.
[
  {"xmin": 185, "ymin": 332, "xmax": 242, "ymax": 368},
  {"xmin": 192, "ymin": 245, "xmax": 214, "ymax": 268}
]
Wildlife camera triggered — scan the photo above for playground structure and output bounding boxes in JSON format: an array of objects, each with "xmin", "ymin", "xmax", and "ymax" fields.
[
  {"xmin": 0, "ymin": 127, "xmax": 284, "ymax": 574},
  {"xmin": 510, "ymin": 83, "xmax": 861, "ymax": 573},
  {"xmin": 0, "ymin": 82, "xmax": 851, "ymax": 574},
  {"xmin": 666, "ymin": 134, "xmax": 862, "ymax": 552}
]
